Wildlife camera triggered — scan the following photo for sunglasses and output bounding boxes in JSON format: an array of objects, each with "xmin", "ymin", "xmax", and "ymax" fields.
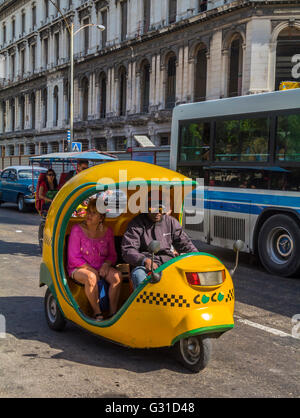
[{"xmin": 47, "ymin": 173, "xmax": 55, "ymax": 177}]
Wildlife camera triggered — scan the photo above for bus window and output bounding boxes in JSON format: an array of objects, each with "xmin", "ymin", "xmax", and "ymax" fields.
[
  {"xmin": 179, "ymin": 122, "xmax": 210, "ymax": 162},
  {"xmin": 214, "ymin": 117, "xmax": 270, "ymax": 162},
  {"xmin": 275, "ymin": 113, "xmax": 300, "ymax": 162}
]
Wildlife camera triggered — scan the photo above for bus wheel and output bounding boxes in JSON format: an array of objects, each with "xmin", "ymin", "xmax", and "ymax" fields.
[{"xmin": 258, "ymin": 214, "xmax": 300, "ymax": 277}]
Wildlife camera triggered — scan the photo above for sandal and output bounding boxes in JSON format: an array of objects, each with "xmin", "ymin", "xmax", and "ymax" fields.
[
  {"xmin": 106, "ymin": 312, "xmax": 117, "ymax": 320},
  {"xmin": 94, "ymin": 313, "xmax": 104, "ymax": 321}
]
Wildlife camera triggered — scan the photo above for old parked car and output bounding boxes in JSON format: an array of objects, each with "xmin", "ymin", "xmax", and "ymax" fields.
[{"xmin": 0, "ymin": 165, "xmax": 47, "ymax": 212}]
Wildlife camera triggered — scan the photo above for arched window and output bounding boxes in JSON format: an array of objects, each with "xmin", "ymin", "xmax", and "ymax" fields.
[
  {"xmin": 141, "ymin": 60, "xmax": 150, "ymax": 113},
  {"xmin": 275, "ymin": 27, "xmax": 300, "ymax": 90},
  {"xmin": 99, "ymin": 72, "xmax": 107, "ymax": 118},
  {"xmin": 166, "ymin": 53, "xmax": 176, "ymax": 109},
  {"xmin": 81, "ymin": 77, "xmax": 89, "ymax": 121},
  {"xmin": 194, "ymin": 44, "xmax": 207, "ymax": 102},
  {"xmin": 53, "ymin": 86, "xmax": 58, "ymax": 126},
  {"xmin": 119, "ymin": 66, "xmax": 127, "ymax": 116},
  {"xmin": 31, "ymin": 92, "xmax": 36, "ymax": 129},
  {"xmin": 228, "ymin": 35, "xmax": 243, "ymax": 97}
]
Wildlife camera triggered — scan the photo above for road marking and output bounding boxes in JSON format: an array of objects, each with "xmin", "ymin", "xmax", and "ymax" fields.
[{"xmin": 235, "ymin": 315, "xmax": 293, "ymax": 338}]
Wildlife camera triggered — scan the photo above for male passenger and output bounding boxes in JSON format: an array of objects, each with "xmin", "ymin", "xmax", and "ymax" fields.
[{"xmin": 121, "ymin": 194, "xmax": 198, "ymax": 289}]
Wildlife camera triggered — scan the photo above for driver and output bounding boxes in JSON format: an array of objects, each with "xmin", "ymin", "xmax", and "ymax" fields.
[{"xmin": 121, "ymin": 192, "xmax": 198, "ymax": 289}]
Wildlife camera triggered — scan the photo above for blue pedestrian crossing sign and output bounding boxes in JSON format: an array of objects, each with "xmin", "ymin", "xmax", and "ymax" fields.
[{"xmin": 72, "ymin": 142, "xmax": 82, "ymax": 152}]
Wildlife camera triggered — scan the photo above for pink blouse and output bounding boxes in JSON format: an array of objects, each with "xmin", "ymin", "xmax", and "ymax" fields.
[{"xmin": 67, "ymin": 223, "xmax": 117, "ymax": 277}]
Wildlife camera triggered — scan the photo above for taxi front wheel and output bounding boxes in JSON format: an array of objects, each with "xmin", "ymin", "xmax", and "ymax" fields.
[
  {"xmin": 44, "ymin": 288, "xmax": 66, "ymax": 331},
  {"xmin": 174, "ymin": 335, "xmax": 212, "ymax": 373}
]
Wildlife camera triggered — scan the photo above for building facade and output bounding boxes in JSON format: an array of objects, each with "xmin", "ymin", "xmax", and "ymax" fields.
[{"xmin": 0, "ymin": 0, "xmax": 299, "ymax": 163}]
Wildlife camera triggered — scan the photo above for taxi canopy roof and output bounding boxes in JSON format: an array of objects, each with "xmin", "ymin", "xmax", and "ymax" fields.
[
  {"xmin": 68, "ymin": 160, "xmax": 196, "ymax": 186},
  {"xmin": 29, "ymin": 151, "xmax": 117, "ymax": 164}
]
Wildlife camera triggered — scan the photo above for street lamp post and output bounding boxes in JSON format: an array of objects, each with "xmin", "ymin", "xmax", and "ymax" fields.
[
  {"xmin": 48, "ymin": 0, "xmax": 105, "ymax": 152},
  {"xmin": 69, "ymin": 23, "xmax": 105, "ymax": 151}
]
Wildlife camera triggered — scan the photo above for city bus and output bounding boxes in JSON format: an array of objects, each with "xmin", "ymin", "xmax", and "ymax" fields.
[{"xmin": 170, "ymin": 88, "xmax": 300, "ymax": 277}]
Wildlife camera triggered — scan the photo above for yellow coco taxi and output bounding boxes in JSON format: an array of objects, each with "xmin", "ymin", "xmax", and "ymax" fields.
[{"xmin": 40, "ymin": 161, "xmax": 238, "ymax": 372}]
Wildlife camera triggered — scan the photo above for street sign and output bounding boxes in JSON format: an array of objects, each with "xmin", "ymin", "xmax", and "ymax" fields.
[
  {"xmin": 72, "ymin": 142, "xmax": 82, "ymax": 152},
  {"xmin": 67, "ymin": 130, "xmax": 71, "ymax": 143}
]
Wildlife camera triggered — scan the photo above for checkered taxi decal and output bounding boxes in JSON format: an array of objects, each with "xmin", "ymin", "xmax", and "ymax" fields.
[
  {"xmin": 136, "ymin": 291, "xmax": 191, "ymax": 308},
  {"xmin": 136, "ymin": 289, "xmax": 235, "ymax": 308}
]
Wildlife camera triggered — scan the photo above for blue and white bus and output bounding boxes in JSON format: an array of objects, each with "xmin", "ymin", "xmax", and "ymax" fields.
[{"xmin": 170, "ymin": 88, "xmax": 300, "ymax": 277}]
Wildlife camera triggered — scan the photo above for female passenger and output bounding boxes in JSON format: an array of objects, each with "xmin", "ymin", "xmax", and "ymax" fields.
[{"xmin": 67, "ymin": 198, "xmax": 122, "ymax": 320}]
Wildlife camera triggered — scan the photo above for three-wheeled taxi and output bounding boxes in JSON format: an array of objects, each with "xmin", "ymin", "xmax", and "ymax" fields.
[{"xmin": 40, "ymin": 161, "xmax": 237, "ymax": 372}]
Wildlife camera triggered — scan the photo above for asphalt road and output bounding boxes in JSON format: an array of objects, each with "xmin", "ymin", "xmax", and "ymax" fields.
[{"xmin": 0, "ymin": 203, "xmax": 299, "ymax": 398}]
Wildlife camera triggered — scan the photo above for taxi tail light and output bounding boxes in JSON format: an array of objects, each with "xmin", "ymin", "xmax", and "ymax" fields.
[{"xmin": 185, "ymin": 270, "xmax": 226, "ymax": 286}]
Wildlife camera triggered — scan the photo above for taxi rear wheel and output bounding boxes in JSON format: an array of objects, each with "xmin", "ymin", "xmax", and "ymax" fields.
[
  {"xmin": 44, "ymin": 288, "xmax": 66, "ymax": 331},
  {"xmin": 174, "ymin": 335, "xmax": 212, "ymax": 373}
]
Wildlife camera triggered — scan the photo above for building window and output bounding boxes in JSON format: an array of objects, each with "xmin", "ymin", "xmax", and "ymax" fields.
[
  {"xmin": 95, "ymin": 138, "xmax": 107, "ymax": 151},
  {"xmin": 275, "ymin": 27, "xmax": 300, "ymax": 90},
  {"xmin": 44, "ymin": 0, "xmax": 49, "ymax": 19},
  {"xmin": 11, "ymin": 98, "xmax": 15, "ymax": 131},
  {"xmin": 141, "ymin": 60, "xmax": 150, "ymax": 113},
  {"xmin": 160, "ymin": 133, "xmax": 170, "ymax": 146},
  {"xmin": 101, "ymin": 10, "xmax": 107, "ymax": 47},
  {"xmin": 31, "ymin": 44, "xmax": 36, "ymax": 72},
  {"xmin": 54, "ymin": 33, "xmax": 59, "ymax": 65},
  {"xmin": 166, "ymin": 54, "xmax": 176, "ymax": 109},
  {"xmin": 32, "ymin": 4, "xmax": 36, "ymax": 28},
  {"xmin": 198, "ymin": 0, "xmax": 208, "ymax": 12},
  {"xmin": 12, "ymin": 18, "xmax": 15, "ymax": 40},
  {"xmin": 64, "ymin": 81, "xmax": 70, "ymax": 123},
  {"xmin": 119, "ymin": 66, "xmax": 127, "ymax": 116},
  {"xmin": 20, "ymin": 49, "xmax": 25, "ymax": 75},
  {"xmin": 81, "ymin": 77, "xmax": 89, "ymax": 121},
  {"xmin": 53, "ymin": 86, "xmax": 59, "ymax": 126},
  {"xmin": 41, "ymin": 143, "xmax": 48, "ymax": 154},
  {"xmin": 228, "ymin": 35, "xmax": 243, "ymax": 97},
  {"xmin": 194, "ymin": 45, "xmax": 207, "ymax": 102},
  {"xmin": 31, "ymin": 92, "xmax": 36, "ymax": 129},
  {"xmin": 143, "ymin": 0, "xmax": 151, "ymax": 33},
  {"xmin": 115, "ymin": 136, "xmax": 127, "ymax": 151},
  {"xmin": 2, "ymin": 24, "xmax": 6, "ymax": 44},
  {"xmin": 43, "ymin": 38, "xmax": 48, "ymax": 68},
  {"xmin": 11, "ymin": 54, "xmax": 16, "ymax": 80},
  {"xmin": 19, "ymin": 96, "xmax": 25, "ymax": 130},
  {"xmin": 169, "ymin": 0, "xmax": 177, "ymax": 24},
  {"xmin": 121, "ymin": 0, "xmax": 128, "ymax": 42},
  {"xmin": 83, "ymin": 18, "xmax": 89, "ymax": 54},
  {"xmin": 19, "ymin": 144, "xmax": 24, "ymax": 155},
  {"xmin": 99, "ymin": 73, "xmax": 107, "ymax": 118},
  {"xmin": 28, "ymin": 143, "xmax": 35, "ymax": 155},
  {"xmin": 21, "ymin": 11, "xmax": 26, "ymax": 33},
  {"xmin": 42, "ymin": 88, "xmax": 47, "ymax": 128}
]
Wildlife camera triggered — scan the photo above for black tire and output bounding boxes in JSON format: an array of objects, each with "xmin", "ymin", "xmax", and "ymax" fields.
[
  {"xmin": 174, "ymin": 335, "xmax": 212, "ymax": 373},
  {"xmin": 17, "ymin": 195, "xmax": 27, "ymax": 212},
  {"xmin": 258, "ymin": 214, "xmax": 300, "ymax": 277},
  {"xmin": 38, "ymin": 220, "xmax": 45, "ymax": 254},
  {"xmin": 44, "ymin": 288, "xmax": 66, "ymax": 331}
]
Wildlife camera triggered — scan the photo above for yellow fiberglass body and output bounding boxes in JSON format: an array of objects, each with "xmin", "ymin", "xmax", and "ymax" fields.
[{"xmin": 40, "ymin": 160, "xmax": 235, "ymax": 371}]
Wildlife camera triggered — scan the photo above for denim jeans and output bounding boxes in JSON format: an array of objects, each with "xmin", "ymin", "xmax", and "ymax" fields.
[{"xmin": 131, "ymin": 266, "xmax": 148, "ymax": 289}]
